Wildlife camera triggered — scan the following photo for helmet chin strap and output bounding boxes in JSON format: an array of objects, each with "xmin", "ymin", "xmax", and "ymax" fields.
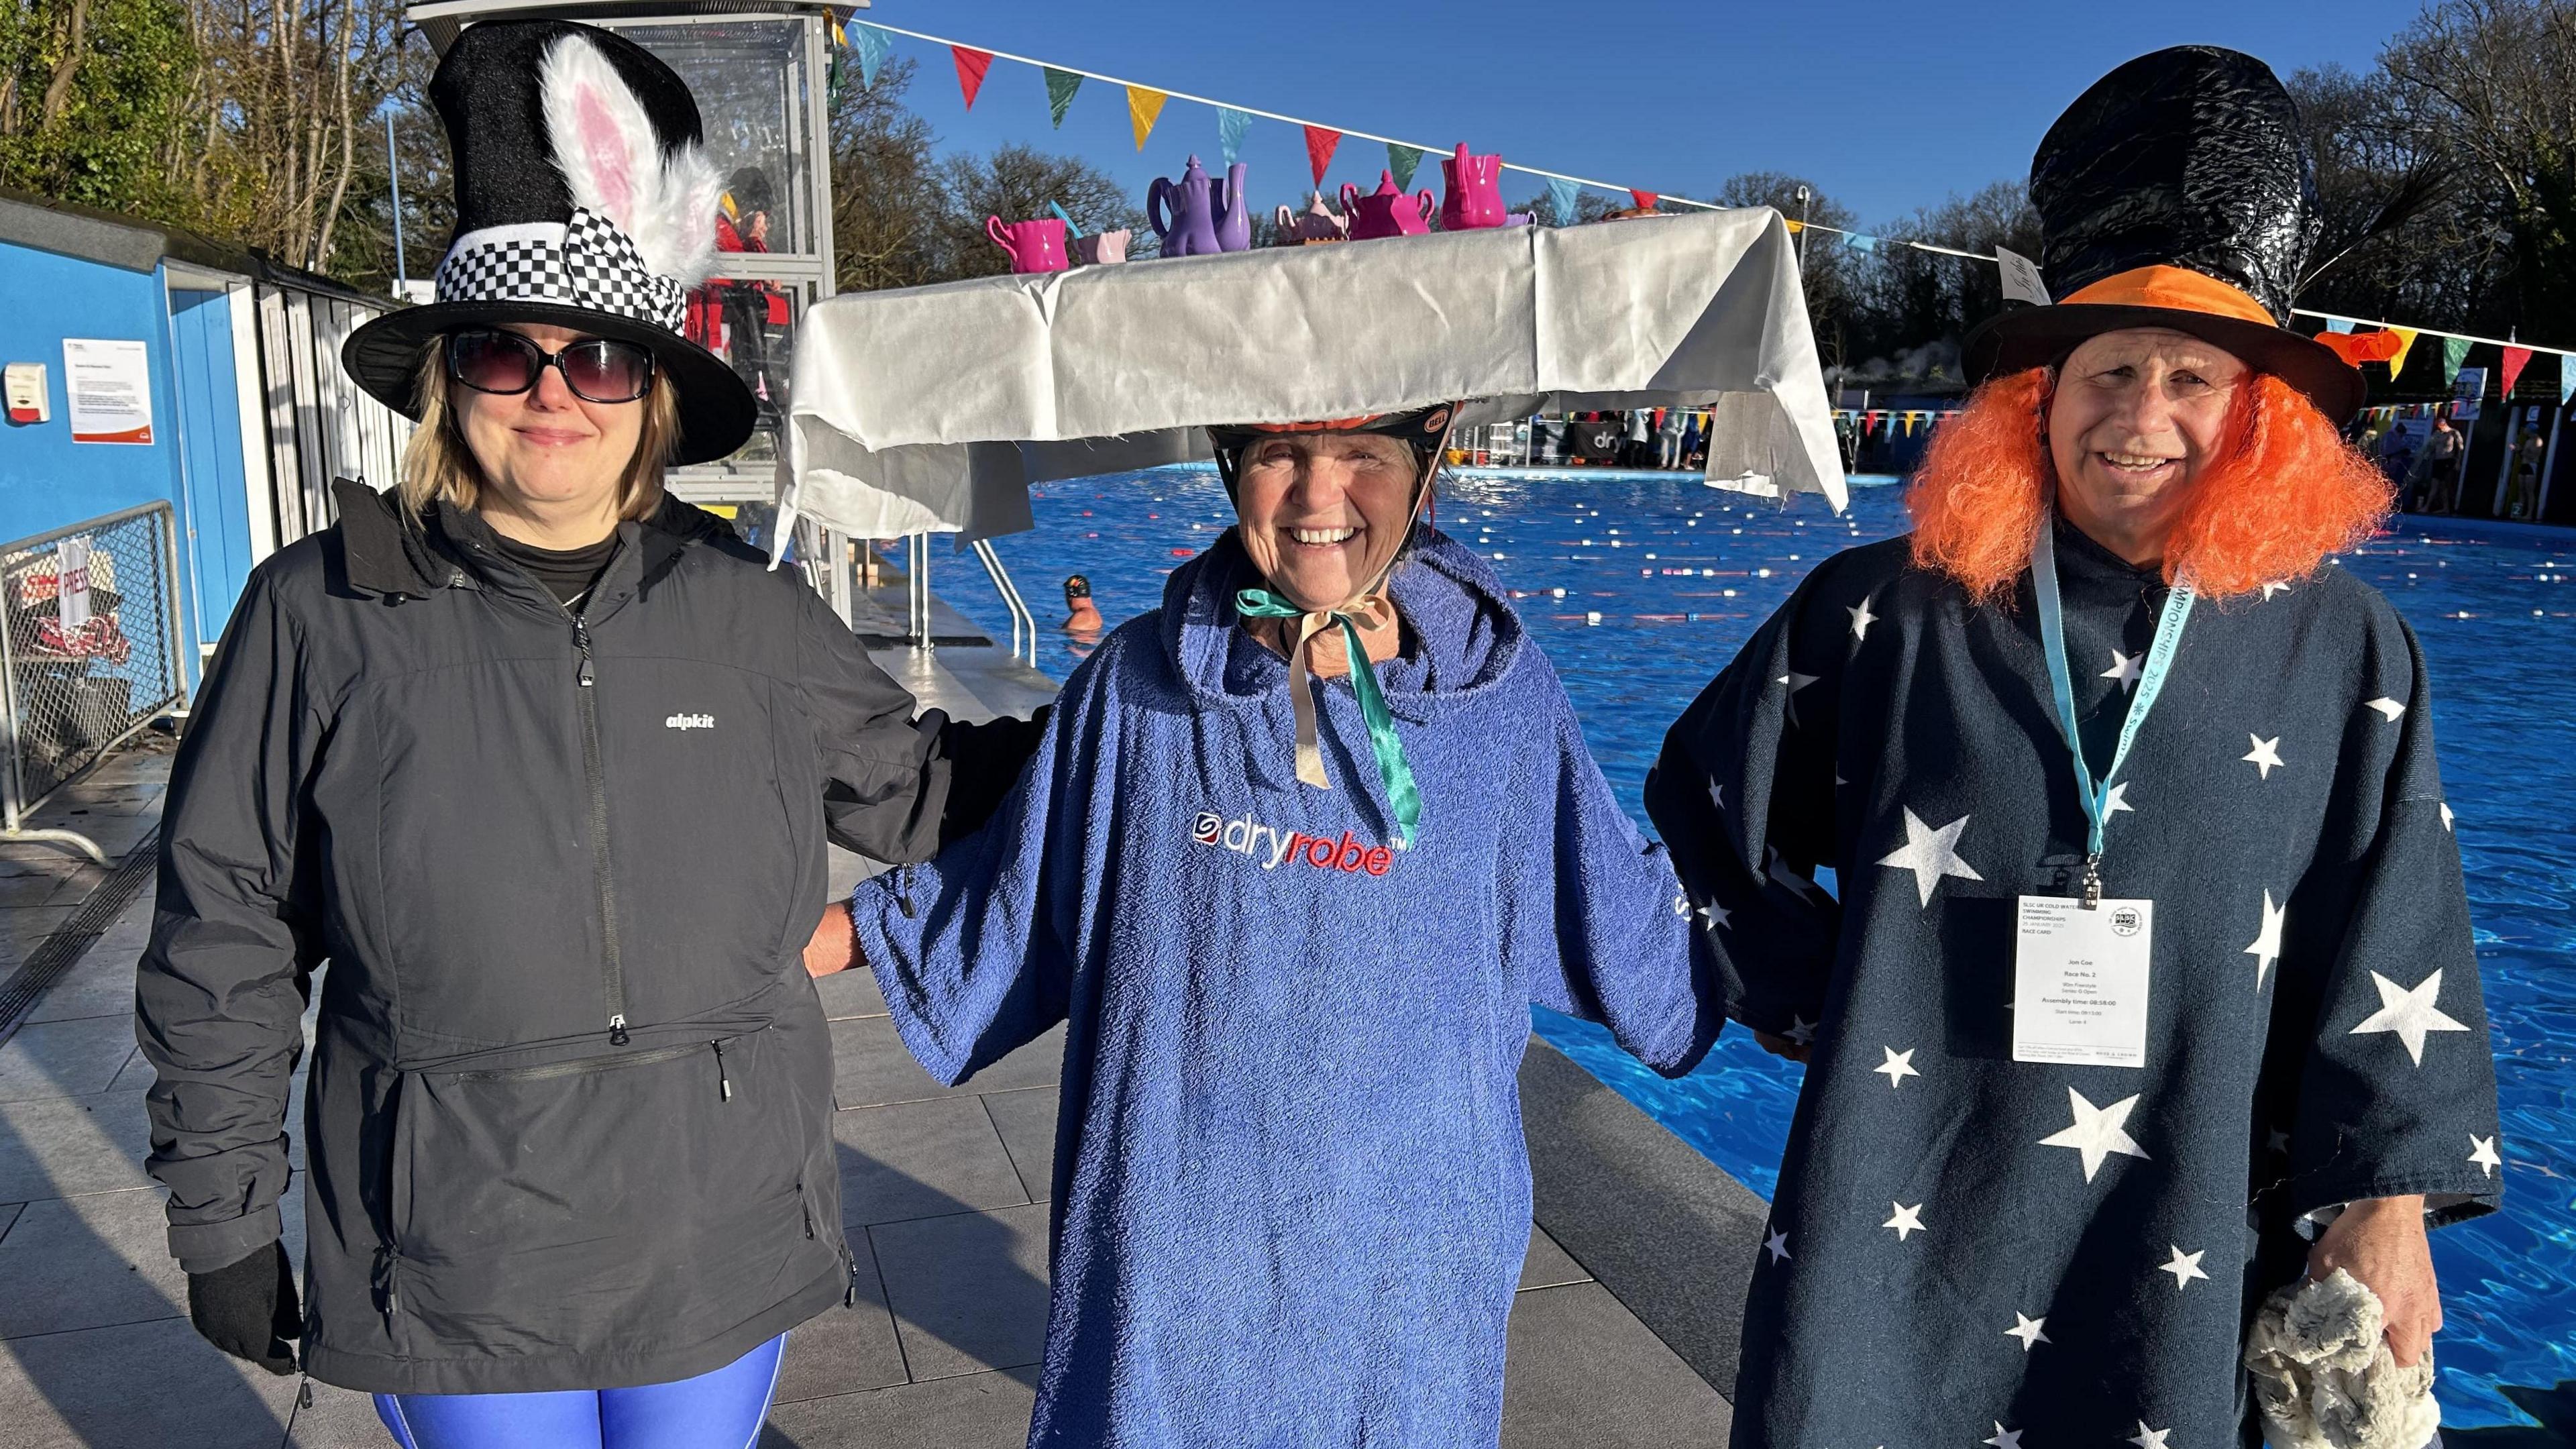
[{"xmin": 1232, "ymin": 413, "xmax": 1454, "ymax": 849}]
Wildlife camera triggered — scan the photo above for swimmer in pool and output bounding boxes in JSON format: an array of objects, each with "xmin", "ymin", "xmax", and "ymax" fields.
[{"xmin": 1063, "ymin": 574, "xmax": 1104, "ymax": 635}]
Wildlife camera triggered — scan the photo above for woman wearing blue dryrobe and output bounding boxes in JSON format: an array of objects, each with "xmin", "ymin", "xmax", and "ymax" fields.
[{"xmin": 805, "ymin": 406, "xmax": 1721, "ymax": 1446}]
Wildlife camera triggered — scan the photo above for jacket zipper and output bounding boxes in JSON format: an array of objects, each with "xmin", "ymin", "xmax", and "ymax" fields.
[
  {"xmin": 572, "ymin": 610, "xmax": 629, "ymax": 1045},
  {"xmin": 445, "ymin": 1039, "xmax": 705, "ymax": 1083}
]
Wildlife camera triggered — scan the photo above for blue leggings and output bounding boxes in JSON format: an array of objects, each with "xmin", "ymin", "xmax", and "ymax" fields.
[{"xmin": 374, "ymin": 1333, "xmax": 785, "ymax": 1449}]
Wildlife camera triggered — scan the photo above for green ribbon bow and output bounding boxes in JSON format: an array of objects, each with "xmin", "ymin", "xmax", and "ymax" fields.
[{"xmin": 1235, "ymin": 587, "xmax": 1421, "ymax": 848}]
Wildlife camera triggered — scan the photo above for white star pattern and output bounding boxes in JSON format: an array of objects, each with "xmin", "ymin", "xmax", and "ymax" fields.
[
  {"xmin": 2468, "ymin": 1134, "xmax": 2501, "ymax": 1177},
  {"xmin": 2267, "ymin": 1128, "xmax": 2292, "ymax": 1155},
  {"xmin": 2158, "ymin": 1245, "xmax": 2209, "ymax": 1291},
  {"xmin": 2037, "ymin": 1086, "xmax": 2151, "ymax": 1181},
  {"xmin": 2440, "ymin": 800, "xmax": 2455, "ymax": 832},
  {"xmin": 2243, "ymin": 734, "xmax": 2286, "ymax": 780},
  {"xmin": 1876, "ymin": 808, "xmax": 1984, "ymax": 908},
  {"xmin": 1986, "ymin": 1425, "xmax": 2025, "ymax": 1449},
  {"xmin": 1883, "ymin": 1201, "xmax": 1926, "ymax": 1241},
  {"xmin": 2366, "ymin": 696, "xmax": 2407, "ymax": 721},
  {"xmin": 1697, "ymin": 900, "xmax": 1731, "ymax": 930},
  {"xmin": 2133, "ymin": 1422, "xmax": 2174, "ymax": 1449},
  {"xmin": 2349, "ymin": 969, "xmax": 2472, "ymax": 1066},
  {"xmin": 2261, "ymin": 580, "xmax": 2293, "ymax": 600},
  {"xmin": 2243, "ymin": 891, "xmax": 2286, "ymax": 991},
  {"xmin": 1763, "ymin": 1228, "xmax": 1790, "ymax": 1264},
  {"xmin": 1777, "ymin": 670, "xmax": 1821, "ymax": 726},
  {"xmin": 1785, "ymin": 1016, "xmax": 1817, "ymax": 1047},
  {"xmin": 2004, "ymin": 1313, "xmax": 2051, "ymax": 1351},
  {"xmin": 2102, "ymin": 648, "xmax": 2143, "ymax": 690},
  {"xmin": 1766, "ymin": 845, "xmax": 1822, "ymax": 900},
  {"xmin": 1849, "ymin": 594, "xmax": 1879, "ymax": 642},
  {"xmin": 1874, "ymin": 1046, "xmax": 1919, "ymax": 1089},
  {"xmin": 1708, "ymin": 781, "xmax": 1725, "ymax": 812},
  {"xmin": 2103, "ymin": 781, "xmax": 2134, "ymax": 817}
]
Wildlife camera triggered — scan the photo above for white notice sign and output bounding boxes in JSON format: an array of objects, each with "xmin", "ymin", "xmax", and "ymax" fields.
[
  {"xmin": 1995, "ymin": 246, "xmax": 2053, "ymax": 307},
  {"xmin": 62, "ymin": 339, "xmax": 152, "ymax": 445},
  {"xmin": 2013, "ymin": 895, "xmax": 2151, "ymax": 1068}
]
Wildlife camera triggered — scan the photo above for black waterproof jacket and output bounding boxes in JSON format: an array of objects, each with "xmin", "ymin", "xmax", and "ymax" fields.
[{"xmin": 136, "ymin": 480, "xmax": 1036, "ymax": 1394}]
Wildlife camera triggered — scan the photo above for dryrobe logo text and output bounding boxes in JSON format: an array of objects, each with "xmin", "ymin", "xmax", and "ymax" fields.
[
  {"xmin": 665, "ymin": 713, "xmax": 716, "ymax": 731},
  {"xmin": 1191, "ymin": 810, "xmax": 1396, "ymax": 877}
]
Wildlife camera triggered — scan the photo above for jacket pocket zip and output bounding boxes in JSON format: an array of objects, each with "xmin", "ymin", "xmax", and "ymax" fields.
[
  {"xmin": 572, "ymin": 612, "xmax": 629, "ymax": 1045},
  {"xmin": 443, "ymin": 1039, "xmax": 706, "ymax": 1083}
]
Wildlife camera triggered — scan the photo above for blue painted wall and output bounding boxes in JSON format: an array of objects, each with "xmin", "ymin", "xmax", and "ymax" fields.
[
  {"xmin": 168, "ymin": 288, "xmax": 255, "ymax": 642},
  {"xmin": 0, "ymin": 239, "xmax": 187, "ymax": 550}
]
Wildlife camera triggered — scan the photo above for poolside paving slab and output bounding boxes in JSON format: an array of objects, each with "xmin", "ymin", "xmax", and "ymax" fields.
[{"xmin": 833, "ymin": 1093, "xmax": 1032, "ymax": 1228}]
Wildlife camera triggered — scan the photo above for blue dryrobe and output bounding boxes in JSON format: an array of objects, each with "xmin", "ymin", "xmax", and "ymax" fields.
[{"xmin": 853, "ymin": 526, "xmax": 1720, "ymax": 1447}]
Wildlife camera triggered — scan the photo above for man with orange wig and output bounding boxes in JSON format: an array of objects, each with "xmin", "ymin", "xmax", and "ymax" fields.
[{"xmin": 1645, "ymin": 47, "xmax": 2500, "ymax": 1448}]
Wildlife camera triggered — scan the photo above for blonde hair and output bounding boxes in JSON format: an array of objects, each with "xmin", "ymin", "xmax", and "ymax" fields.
[{"xmin": 398, "ymin": 340, "xmax": 682, "ymax": 522}]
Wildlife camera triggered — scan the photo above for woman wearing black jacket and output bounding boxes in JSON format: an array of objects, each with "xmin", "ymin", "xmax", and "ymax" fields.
[{"xmin": 133, "ymin": 23, "xmax": 1036, "ymax": 1446}]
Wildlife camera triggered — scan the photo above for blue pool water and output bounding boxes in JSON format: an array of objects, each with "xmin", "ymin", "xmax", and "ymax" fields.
[{"xmin": 946, "ymin": 465, "xmax": 2574, "ymax": 1429}]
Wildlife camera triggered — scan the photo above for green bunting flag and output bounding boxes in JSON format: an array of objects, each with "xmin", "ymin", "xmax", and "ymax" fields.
[
  {"xmin": 1387, "ymin": 144, "xmax": 1425, "ymax": 192},
  {"xmin": 2440, "ymin": 334, "xmax": 2473, "ymax": 386},
  {"xmin": 1043, "ymin": 67, "xmax": 1082, "ymax": 127},
  {"xmin": 1218, "ymin": 107, "xmax": 1251, "ymax": 165}
]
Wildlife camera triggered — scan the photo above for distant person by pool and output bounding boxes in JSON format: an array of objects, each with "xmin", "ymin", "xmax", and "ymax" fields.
[{"xmin": 1062, "ymin": 573, "xmax": 1102, "ymax": 632}]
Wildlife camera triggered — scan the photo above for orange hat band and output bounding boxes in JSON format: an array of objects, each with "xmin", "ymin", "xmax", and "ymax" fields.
[{"xmin": 2058, "ymin": 266, "xmax": 2277, "ymax": 327}]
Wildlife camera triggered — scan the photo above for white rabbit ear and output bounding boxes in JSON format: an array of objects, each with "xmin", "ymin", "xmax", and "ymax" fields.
[{"xmin": 540, "ymin": 33, "xmax": 720, "ymax": 286}]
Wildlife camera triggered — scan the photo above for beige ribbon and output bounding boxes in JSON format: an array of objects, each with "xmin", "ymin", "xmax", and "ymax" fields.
[{"xmin": 1262, "ymin": 593, "xmax": 1399, "ymax": 790}]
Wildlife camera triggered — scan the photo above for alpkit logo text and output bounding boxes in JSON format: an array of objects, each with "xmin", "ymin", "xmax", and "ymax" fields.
[
  {"xmin": 1191, "ymin": 810, "xmax": 1395, "ymax": 877},
  {"xmin": 665, "ymin": 713, "xmax": 716, "ymax": 731}
]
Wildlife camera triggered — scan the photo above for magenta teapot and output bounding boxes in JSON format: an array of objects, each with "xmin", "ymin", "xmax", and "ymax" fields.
[
  {"xmin": 1339, "ymin": 171, "xmax": 1435, "ymax": 241},
  {"xmin": 985, "ymin": 215, "xmax": 1069, "ymax": 273},
  {"xmin": 1273, "ymin": 191, "xmax": 1349, "ymax": 245},
  {"xmin": 1439, "ymin": 143, "xmax": 1507, "ymax": 230}
]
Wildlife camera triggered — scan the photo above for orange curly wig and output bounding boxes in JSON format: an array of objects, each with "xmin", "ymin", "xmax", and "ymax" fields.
[{"xmin": 1905, "ymin": 367, "xmax": 2392, "ymax": 602}]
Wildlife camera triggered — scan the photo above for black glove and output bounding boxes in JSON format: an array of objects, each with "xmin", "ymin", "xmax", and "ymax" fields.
[{"xmin": 185, "ymin": 1239, "xmax": 301, "ymax": 1375}]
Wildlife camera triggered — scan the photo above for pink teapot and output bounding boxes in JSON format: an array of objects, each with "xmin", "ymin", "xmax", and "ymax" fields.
[
  {"xmin": 1439, "ymin": 143, "xmax": 1507, "ymax": 231},
  {"xmin": 1075, "ymin": 229, "xmax": 1130, "ymax": 265},
  {"xmin": 1340, "ymin": 171, "xmax": 1435, "ymax": 241},
  {"xmin": 986, "ymin": 215, "xmax": 1069, "ymax": 274},
  {"xmin": 1273, "ymin": 191, "xmax": 1349, "ymax": 245}
]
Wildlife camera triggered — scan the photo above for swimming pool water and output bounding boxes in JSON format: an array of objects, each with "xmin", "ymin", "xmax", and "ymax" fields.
[{"xmin": 951, "ymin": 465, "xmax": 2574, "ymax": 1429}]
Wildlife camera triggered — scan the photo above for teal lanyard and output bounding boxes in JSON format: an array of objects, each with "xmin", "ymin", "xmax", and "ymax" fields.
[
  {"xmin": 2029, "ymin": 515, "xmax": 2194, "ymax": 906},
  {"xmin": 1235, "ymin": 588, "xmax": 1422, "ymax": 848}
]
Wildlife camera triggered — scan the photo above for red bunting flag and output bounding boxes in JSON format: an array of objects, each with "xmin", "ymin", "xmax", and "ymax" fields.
[
  {"xmin": 1629, "ymin": 189, "xmax": 1659, "ymax": 211},
  {"xmin": 2500, "ymin": 345, "xmax": 2533, "ymax": 399},
  {"xmin": 1303, "ymin": 125, "xmax": 1341, "ymax": 186},
  {"xmin": 951, "ymin": 46, "xmax": 994, "ymax": 109}
]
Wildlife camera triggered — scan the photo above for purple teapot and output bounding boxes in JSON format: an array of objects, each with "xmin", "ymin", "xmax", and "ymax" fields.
[
  {"xmin": 986, "ymin": 215, "xmax": 1069, "ymax": 274},
  {"xmin": 1439, "ymin": 143, "xmax": 1506, "ymax": 231},
  {"xmin": 1150, "ymin": 155, "xmax": 1250, "ymax": 258},
  {"xmin": 1339, "ymin": 170, "xmax": 1435, "ymax": 241}
]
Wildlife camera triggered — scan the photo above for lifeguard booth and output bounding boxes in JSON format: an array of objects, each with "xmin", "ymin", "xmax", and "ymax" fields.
[{"xmin": 409, "ymin": 0, "xmax": 857, "ymax": 582}]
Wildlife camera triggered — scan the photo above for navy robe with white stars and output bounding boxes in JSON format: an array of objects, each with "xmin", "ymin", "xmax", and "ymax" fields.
[{"xmin": 1644, "ymin": 520, "xmax": 2502, "ymax": 1449}]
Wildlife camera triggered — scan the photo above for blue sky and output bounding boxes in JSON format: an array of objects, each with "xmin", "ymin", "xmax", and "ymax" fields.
[{"xmin": 857, "ymin": 0, "xmax": 2424, "ymax": 233}]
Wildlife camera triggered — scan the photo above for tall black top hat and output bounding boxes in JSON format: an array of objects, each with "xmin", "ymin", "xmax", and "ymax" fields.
[
  {"xmin": 342, "ymin": 20, "xmax": 757, "ymax": 464},
  {"xmin": 1963, "ymin": 46, "xmax": 2365, "ymax": 421}
]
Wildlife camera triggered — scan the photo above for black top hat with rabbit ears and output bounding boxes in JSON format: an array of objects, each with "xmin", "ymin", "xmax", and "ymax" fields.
[
  {"xmin": 342, "ymin": 20, "xmax": 756, "ymax": 464},
  {"xmin": 1961, "ymin": 46, "xmax": 2365, "ymax": 423}
]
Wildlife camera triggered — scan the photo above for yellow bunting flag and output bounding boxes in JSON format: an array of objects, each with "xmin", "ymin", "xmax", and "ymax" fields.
[
  {"xmin": 1784, "ymin": 219, "xmax": 1804, "ymax": 233},
  {"xmin": 1126, "ymin": 86, "xmax": 1168, "ymax": 151},
  {"xmin": 2383, "ymin": 327, "xmax": 2419, "ymax": 378}
]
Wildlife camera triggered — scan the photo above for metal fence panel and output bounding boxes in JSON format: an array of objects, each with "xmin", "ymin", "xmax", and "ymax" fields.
[{"xmin": 0, "ymin": 504, "xmax": 184, "ymax": 835}]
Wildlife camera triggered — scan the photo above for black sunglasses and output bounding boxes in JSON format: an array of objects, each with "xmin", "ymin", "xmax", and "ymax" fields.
[{"xmin": 447, "ymin": 329, "xmax": 655, "ymax": 405}]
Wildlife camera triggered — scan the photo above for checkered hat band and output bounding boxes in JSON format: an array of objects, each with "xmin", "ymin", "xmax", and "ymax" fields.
[{"xmin": 434, "ymin": 209, "xmax": 686, "ymax": 332}]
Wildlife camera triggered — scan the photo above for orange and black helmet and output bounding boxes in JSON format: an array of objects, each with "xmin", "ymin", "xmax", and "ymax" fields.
[{"xmin": 1205, "ymin": 405, "xmax": 1456, "ymax": 494}]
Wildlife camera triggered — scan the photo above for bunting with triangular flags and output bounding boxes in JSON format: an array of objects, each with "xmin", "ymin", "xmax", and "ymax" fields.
[
  {"xmin": 2500, "ymin": 346, "xmax": 2532, "ymax": 399},
  {"xmin": 2326, "ymin": 318, "xmax": 2355, "ymax": 333},
  {"xmin": 2441, "ymin": 335, "xmax": 2474, "ymax": 387},
  {"xmin": 1218, "ymin": 108, "xmax": 1250, "ymax": 166},
  {"xmin": 952, "ymin": 46, "xmax": 994, "ymax": 108},
  {"xmin": 1303, "ymin": 125, "xmax": 1340, "ymax": 186},
  {"xmin": 2384, "ymin": 327, "xmax": 2420, "ymax": 378},
  {"xmin": 1126, "ymin": 86, "xmax": 1167, "ymax": 150},
  {"xmin": 1387, "ymin": 144, "xmax": 1425, "ymax": 192},
  {"xmin": 850, "ymin": 22, "xmax": 888, "ymax": 89},
  {"xmin": 1043, "ymin": 67, "xmax": 1082, "ymax": 127},
  {"xmin": 1847, "ymin": 233, "xmax": 1878, "ymax": 253},
  {"xmin": 2561, "ymin": 361, "xmax": 2575, "ymax": 406},
  {"xmin": 1630, "ymin": 189, "xmax": 1659, "ymax": 211},
  {"xmin": 1546, "ymin": 176, "xmax": 1579, "ymax": 225}
]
